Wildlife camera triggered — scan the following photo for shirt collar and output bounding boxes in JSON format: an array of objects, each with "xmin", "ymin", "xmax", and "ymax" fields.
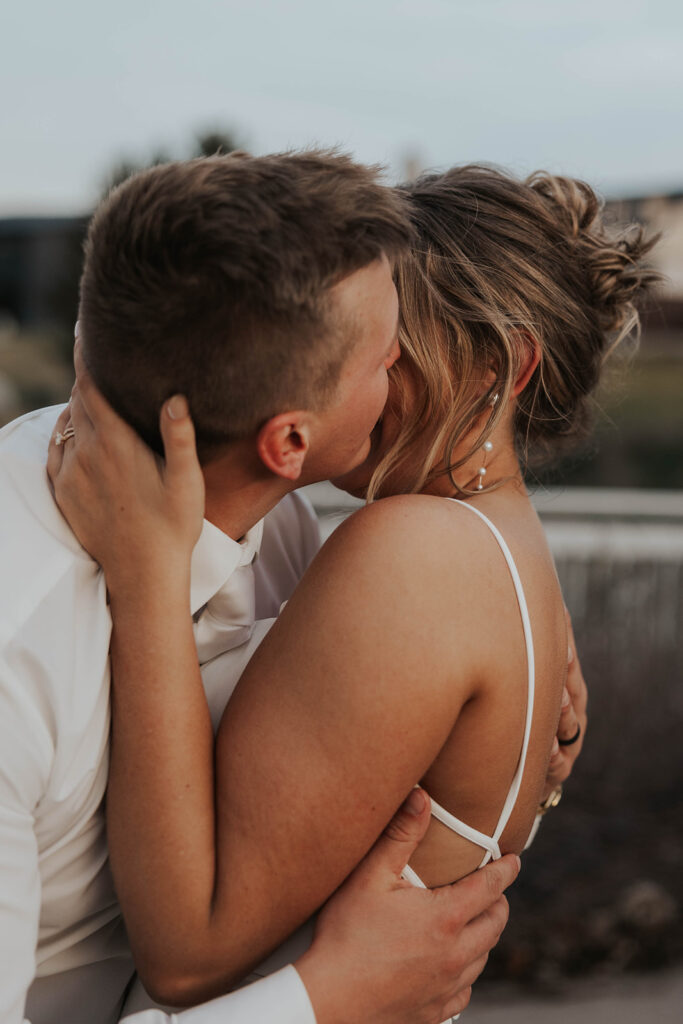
[{"xmin": 190, "ymin": 517, "xmax": 264, "ymax": 616}]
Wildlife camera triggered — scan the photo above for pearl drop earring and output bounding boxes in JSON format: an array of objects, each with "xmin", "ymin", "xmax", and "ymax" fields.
[
  {"xmin": 477, "ymin": 440, "xmax": 493, "ymax": 490},
  {"xmin": 476, "ymin": 392, "xmax": 499, "ymax": 491}
]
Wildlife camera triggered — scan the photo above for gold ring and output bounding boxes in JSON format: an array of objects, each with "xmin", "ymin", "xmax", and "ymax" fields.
[{"xmin": 54, "ymin": 425, "xmax": 76, "ymax": 446}]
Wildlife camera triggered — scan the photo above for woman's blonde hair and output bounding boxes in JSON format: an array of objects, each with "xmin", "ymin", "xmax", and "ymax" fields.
[{"xmin": 367, "ymin": 165, "xmax": 660, "ymax": 500}]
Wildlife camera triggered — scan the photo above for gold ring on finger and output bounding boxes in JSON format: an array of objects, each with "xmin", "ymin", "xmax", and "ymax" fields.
[{"xmin": 54, "ymin": 425, "xmax": 76, "ymax": 446}]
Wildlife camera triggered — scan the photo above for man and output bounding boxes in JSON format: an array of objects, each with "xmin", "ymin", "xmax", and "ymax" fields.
[{"xmin": 0, "ymin": 150, "xmax": 579, "ymax": 1024}]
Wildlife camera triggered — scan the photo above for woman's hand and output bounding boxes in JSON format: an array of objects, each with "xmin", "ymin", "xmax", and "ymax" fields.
[
  {"xmin": 541, "ymin": 608, "xmax": 588, "ymax": 800},
  {"xmin": 47, "ymin": 341, "xmax": 205, "ymax": 595}
]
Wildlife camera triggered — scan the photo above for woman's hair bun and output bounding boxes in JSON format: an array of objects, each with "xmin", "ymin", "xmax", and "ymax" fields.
[
  {"xmin": 527, "ymin": 172, "xmax": 660, "ymax": 338},
  {"xmin": 377, "ymin": 165, "xmax": 664, "ymax": 498}
]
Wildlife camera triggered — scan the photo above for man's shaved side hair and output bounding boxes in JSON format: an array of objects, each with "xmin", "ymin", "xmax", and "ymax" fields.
[{"xmin": 79, "ymin": 150, "xmax": 412, "ymax": 461}]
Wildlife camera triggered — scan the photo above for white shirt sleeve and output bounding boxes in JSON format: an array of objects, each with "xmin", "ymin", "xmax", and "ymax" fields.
[
  {"xmin": 0, "ymin": 658, "xmax": 50, "ymax": 1024},
  {"xmin": 122, "ymin": 966, "xmax": 316, "ymax": 1024}
]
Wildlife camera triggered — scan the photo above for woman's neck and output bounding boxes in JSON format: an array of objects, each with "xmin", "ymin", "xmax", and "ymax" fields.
[{"xmin": 420, "ymin": 423, "xmax": 525, "ymax": 502}]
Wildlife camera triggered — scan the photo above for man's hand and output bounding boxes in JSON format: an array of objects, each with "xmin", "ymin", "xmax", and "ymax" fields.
[
  {"xmin": 47, "ymin": 340, "xmax": 204, "ymax": 594},
  {"xmin": 296, "ymin": 788, "xmax": 519, "ymax": 1024},
  {"xmin": 542, "ymin": 609, "xmax": 588, "ymax": 801}
]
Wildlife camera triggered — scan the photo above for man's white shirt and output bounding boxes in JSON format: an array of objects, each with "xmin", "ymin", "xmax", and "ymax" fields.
[{"xmin": 0, "ymin": 406, "xmax": 320, "ymax": 1024}]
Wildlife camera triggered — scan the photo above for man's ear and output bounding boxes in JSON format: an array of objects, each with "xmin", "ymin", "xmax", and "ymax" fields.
[
  {"xmin": 256, "ymin": 412, "xmax": 311, "ymax": 481},
  {"xmin": 512, "ymin": 332, "xmax": 541, "ymax": 397}
]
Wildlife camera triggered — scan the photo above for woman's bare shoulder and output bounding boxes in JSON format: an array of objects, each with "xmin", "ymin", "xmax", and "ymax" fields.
[
  {"xmin": 321, "ymin": 493, "xmax": 485, "ymax": 575},
  {"xmin": 239, "ymin": 494, "xmax": 487, "ymax": 770},
  {"xmin": 276, "ymin": 495, "xmax": 486, "ymax": 673},
  {"xmin": 283, "ymin": 494, "xmax": 492, "ymax": 673}
]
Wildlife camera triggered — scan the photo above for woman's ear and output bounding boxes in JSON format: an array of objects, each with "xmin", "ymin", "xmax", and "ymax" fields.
[
  {"xmin": 512, "ymin": 332, "xmax": 541, "ymax": 397},
  {"xmin": 256, "ymin": 412, "xmax": 311, "ymax": 481}
]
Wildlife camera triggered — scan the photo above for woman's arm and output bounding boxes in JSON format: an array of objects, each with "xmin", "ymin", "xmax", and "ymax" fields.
[
  {"xmin": 106, "ymin": 497, "xmax": 483, "ymax": 1004},
  {"xmin": 49, "ymin": 379, "xmax": 489, "ymax": 1003}
]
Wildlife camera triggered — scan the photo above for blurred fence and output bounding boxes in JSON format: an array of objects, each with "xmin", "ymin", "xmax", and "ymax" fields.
[
  {"xmin": 302, "ymin": 483, "xmax": 683, "ymax": 983},
  {"xmin": 534, "ymin": 488, "xmax": 683, "ymax": 804}
]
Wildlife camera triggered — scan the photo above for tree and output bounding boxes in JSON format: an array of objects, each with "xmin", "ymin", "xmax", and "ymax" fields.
[{"xmin": 100, "ymin": 127, "xmax": 245, "ymax": 196}]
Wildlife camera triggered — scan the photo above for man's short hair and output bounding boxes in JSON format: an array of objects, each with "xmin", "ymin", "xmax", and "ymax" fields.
[{"xmin": 79, "ymin": 150, "xmax": 412, "ymax": 460}]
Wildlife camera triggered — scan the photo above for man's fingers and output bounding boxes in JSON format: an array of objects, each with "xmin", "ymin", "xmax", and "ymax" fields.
[
  {"xmin": 457, "ymin": 893, "xmax": 509, "ymax": 967},
  {"xmin": 442, "ymin": 984, "xmax": 473, "ymax": 1021},
  {"xmin": 430, "ymin": 890, "xmax": 508, "ymax": 1019},
  {"xmin": 441, "ymin": 951, "xmax": 493, "ymax": 1019},
  {"xmin": 457, "ymin": 953, "xmax": 490, "ymax": 991},
  {"xmin": 356, "ymin": 788, "xmax": 432, "ymax": 883},
  {"xmin": 439, "ymin": 853, "xmax": 519, "ymax": 927}
]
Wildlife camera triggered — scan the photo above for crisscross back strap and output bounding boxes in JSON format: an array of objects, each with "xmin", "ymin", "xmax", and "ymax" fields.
[
  {"xmin": 402, "ymin": 499, "xmax": 536, "ymax": 883},
  {"xmin": 453, "ymin": 502, "xmax": 535, "ymax": 866}
]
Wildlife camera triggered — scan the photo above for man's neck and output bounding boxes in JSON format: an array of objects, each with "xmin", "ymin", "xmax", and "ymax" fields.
[{"xmin": 202, "ymin": 446, "xmax": 293, "ymax": 540}]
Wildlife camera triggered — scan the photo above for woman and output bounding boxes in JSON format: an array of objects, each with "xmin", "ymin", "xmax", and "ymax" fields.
[{"xmin": 50, "ymin": 166, "xmax": 655, "ymax": 1010}]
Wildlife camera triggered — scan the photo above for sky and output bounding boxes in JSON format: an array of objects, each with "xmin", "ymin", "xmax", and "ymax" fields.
[{"xmin": 2, "ymin": 0, "xmax": 683, "ymax": 215}]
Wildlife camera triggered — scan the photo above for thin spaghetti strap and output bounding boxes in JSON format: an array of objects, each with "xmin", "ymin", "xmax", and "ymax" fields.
[
  {"xmin": 429, "ymin": 798, "xmax": 501, "ymax": 863},
  {"xmin": 448, "ymin": 500, "xmax": 536, "ymax": 857},
  {"xmin": 401, "ymin": 864, "xmax": 427, "ymax": 889},
  {"xmin": 401, "ymin": 499, "xmax": 536, "ymax": 890}
]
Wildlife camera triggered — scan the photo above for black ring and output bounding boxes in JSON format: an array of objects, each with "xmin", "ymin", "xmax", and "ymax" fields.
[{"xmin": 558, "ymin": 724, "xmax": 581, "ymax": 747}]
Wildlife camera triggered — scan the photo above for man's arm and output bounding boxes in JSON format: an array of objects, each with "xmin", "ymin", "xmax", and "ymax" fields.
[
  {"xmin": 0, "ymin": 654, "xmax": 310, "ymax": 1024},
  {"xmin": 295, "ymin": 789, "xmax": 517, "ymax": 1024}
]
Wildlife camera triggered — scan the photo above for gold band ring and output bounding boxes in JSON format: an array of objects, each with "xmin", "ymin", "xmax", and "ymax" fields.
[{"xmin": 54, "ymin": 425, "xmax": 76, "ymax": 446}]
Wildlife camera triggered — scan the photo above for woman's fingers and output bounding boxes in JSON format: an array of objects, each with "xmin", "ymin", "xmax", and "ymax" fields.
[
  {"xmin": 542, "ymin": 615, "xmax": 588, "ymax": 795},
  {"xmin": 47, "ymin": 404, "xmax": 73, "ymax": 486},
  {"xmin": 565, "ymin": 608, "xmax": 586, "ymax": 696},
  {"xmin": 67, "ymin": 383, "xmax": 96, "ymax": 443},
  {"xmin": 44, "ymin": 347, "xmax": 204, "ymax": 576},
  {"xmin": 158, "ymin": 396, "xmax": 205, "ymax": 534},
  {"xmin": 73, "ymin": 338, "xmax": 139, "ymax": 447},
  {"xmin": 160, "ymin": 397, "xmax": 202, "ymax": 484},
  {"xmin": 562, "ymin": 608, "xmax": 587, "ymax": 742},
  {"xmin": 556, "ymin": 684, "xmax": 580, "ymax": 744},
  {"xmin": 437, "ymin": 855, "xmax": 518, "ymax": 934}
]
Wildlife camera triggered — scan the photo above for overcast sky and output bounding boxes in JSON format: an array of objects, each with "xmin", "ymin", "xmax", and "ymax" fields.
[{"xmin": 2, "ymin": 0, "xmax": 682, "ymax": 215}]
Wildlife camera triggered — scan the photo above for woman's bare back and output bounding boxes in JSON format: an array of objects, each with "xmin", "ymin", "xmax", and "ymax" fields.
[{"xmin": 406, "ymin": 491, "xmax": 567, "ymax": 886}]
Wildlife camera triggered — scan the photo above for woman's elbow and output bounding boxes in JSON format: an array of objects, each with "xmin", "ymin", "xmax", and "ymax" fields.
[{"xmin": 137, "ymin": 954, "xmax": 242, "ymax": 1008}]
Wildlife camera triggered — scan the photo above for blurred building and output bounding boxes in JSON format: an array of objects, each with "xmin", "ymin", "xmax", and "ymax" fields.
[
  {"xmin": 607, "ymin": 191, "xmax": 683, "ymax": 299},
  {"xmin": 0, "ymin": 191, "xmax": 681, "ymax": 328},
  {"xmin": 0, "ymin": 217, "xmax": 87, "ymax": 330},
  {"xmin": 606, "ymin": 192, "xmax": 683, "ymax": 355},
  {"xmin": 0, "ymin": 192, "xmax": 680, "ymax": 483}
]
